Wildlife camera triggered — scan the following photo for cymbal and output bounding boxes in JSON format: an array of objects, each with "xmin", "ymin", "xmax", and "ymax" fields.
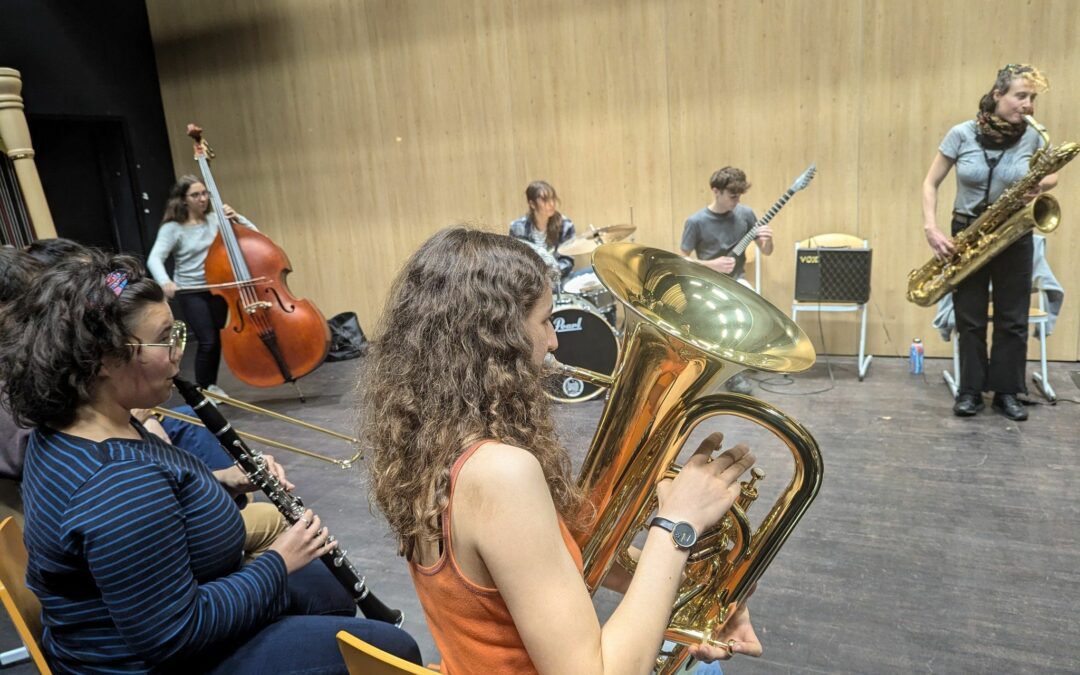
[
  {"xmin": 558, "ymin": 236, "xmax": 600, "ymax": 256},
  {"xmin": 596, "ymin": 224, "xmax": 636, "ymax": 242}
]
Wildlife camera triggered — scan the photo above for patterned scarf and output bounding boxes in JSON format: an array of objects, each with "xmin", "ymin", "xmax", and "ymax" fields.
[{"xmin": 975, "ymin": 110, "xmax": 1027, "ymax": 150}]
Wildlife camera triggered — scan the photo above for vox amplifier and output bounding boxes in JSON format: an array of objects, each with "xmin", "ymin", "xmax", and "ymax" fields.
[{"xmin": 794, "ymin": 247, "xmax": 872, "ymax": 304}]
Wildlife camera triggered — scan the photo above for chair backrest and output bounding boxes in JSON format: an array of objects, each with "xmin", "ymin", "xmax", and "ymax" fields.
[
  {"xmin": 336, "ymin": 630, "xmax": 437, "ymax": 675},
  {"xmin": 0, "ymin": 517, "xmax": 51, "ymax": 674},
  {"xmin": 795, "ymin": 232, "xmax": 868, "ymax": 250},
  {"xmin": 742, "ymin": 243, "xmax": 761, "ymax": 293}
]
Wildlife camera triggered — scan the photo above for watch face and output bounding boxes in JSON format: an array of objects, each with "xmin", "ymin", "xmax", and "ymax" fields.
[{"xmin": 672, "ymin": 522, "xmax": 697, "ymax": 548}]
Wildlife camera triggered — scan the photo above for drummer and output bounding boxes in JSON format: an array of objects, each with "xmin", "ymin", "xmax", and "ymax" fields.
[{"xmin": 508, "ymin": 180, "xmax": 576, "ymax": 280}]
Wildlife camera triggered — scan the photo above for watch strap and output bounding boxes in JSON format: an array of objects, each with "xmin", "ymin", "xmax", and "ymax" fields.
[{"xmin": 649, "ymin": 516, "xmax": 677, "ymax": 532}]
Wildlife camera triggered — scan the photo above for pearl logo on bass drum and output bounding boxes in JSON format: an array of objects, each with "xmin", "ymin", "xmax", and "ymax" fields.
[
  {"xmin": 543, "ymin": 296, "xmax": 620, "ymax": 403},
  {"xmin": 562, "ymin": 378, "xmax": 585, "ymax": 398},
  {"xmin": 552, "ymin": 316, "xmax": 584, "ymax": 333}
]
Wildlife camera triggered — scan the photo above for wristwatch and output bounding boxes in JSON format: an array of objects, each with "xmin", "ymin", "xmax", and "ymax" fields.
[{"xmin": 649, "ymin": 516, "xmax": 698, "ymax": 550}]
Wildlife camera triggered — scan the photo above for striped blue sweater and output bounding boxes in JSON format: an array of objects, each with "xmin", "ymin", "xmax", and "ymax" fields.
[{"xmin": 21, "ymin": 423, "xmax": 288, "ymax": 673}]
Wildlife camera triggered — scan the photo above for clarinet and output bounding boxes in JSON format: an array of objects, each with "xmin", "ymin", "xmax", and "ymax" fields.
[{"xmin": 173, "ymin": 377, "xmax": 404, "ymax": 627}]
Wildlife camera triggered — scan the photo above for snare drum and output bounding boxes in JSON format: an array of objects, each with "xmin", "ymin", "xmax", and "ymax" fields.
[
  {"xmin": 563, "ymin": 271, "xmax": 617, "ymax": 326},
  {"xmin": 544, "ymin": 295, "xmax": 620, "ymax": 403}
]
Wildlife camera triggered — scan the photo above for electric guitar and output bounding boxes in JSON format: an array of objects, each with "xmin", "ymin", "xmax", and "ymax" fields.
[{"xmin": 725, "ymin": 163, "xmax": 816, "ymax": 263}]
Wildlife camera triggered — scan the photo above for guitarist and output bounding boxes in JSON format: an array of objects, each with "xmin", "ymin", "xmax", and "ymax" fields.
[{"xmin": 681, "ymin": 166, "xmax": 774, "ymax": 394}]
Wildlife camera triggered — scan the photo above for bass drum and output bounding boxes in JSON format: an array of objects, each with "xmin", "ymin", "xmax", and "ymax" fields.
[{"xmin": 544, "ymin": 295, "xmax": 620, "ymax": 403}]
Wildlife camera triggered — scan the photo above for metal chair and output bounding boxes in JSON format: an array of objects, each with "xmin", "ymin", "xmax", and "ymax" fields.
[
  {"xmin": 336, "ymin": 630, "xmax": 438, "ymax": 675},
  {"xmin": 743, "ymin": 243, "xmax": 762, "ymax": 294},
  {"xmin": 790, "ymin": 233, "xmax": 873, "ymax": 380},
  {"xmin": 0, "ymin": 516, "xmax": 51, "ymax": 673}
]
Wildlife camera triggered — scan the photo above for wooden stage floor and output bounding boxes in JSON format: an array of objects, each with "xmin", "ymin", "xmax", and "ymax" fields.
[{"xmin": 2, "ymin": 355, "xmax": 1077, "ymax": 673}]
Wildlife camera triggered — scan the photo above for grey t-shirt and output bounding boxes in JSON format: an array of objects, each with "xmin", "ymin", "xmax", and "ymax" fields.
[
  {"xmin": 680, "ymin": 204, "xmax": 757, "ymax": 278},
  {"xmin": 147, "ymin": 212, "xmax": 257, "ymax": 288},
  {"xmin": 940, "ymin": 121, "xmax": 1043, "ymax": 217}
]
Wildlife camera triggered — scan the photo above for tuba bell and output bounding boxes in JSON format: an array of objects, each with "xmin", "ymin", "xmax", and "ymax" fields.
[{"xmin": 550, "ymin": 243, "xmax": 823, "ymax": 673}]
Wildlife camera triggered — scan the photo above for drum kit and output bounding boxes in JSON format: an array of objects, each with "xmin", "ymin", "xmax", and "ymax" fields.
[{"xmin": 544, "ymin": 223, "xmax": 635, "ymax": 403}]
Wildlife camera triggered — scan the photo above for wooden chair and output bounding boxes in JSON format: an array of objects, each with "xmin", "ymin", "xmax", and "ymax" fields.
[
  {"xmin": 0, "ymin": 516, "xmax": 50, "ymax": 673},
  {"xmin": 790, "ymin": 233, "xmax": 873, "ymax": 380},
  {"xmin": 336, "ymin": 630, "xmax": 439, "ymax": 675}
]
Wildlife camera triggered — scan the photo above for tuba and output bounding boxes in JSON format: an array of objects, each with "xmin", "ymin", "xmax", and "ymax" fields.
[
  {"xmin": 907, "ymin": 115, "xmax": 1079, "ymax": 307},
  {"xmin": 550, "ymin": 243, "xmax": 823, "ymax": 673}
]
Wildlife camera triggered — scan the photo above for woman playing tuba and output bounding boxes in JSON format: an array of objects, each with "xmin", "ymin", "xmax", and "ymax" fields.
[{"xmin": 360, "ymin": 228, "xmax": 763, "ymax": 674}]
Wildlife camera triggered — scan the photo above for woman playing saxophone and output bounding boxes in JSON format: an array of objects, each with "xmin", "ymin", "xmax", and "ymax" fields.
[
  {"xmin": 360, "ymin": 227, "xmax": 763, "ymax": 674},
  {"xmin": 921, "ymin": 63, "xmax": 1058, "ymax": 421}
]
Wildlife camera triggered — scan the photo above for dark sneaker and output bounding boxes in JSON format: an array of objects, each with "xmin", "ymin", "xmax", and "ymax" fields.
[
  {"xmin": 992, "ymin": 393, "xmax": 1028, "ymax": 421},
  {"xmin": 725, "ymin": 373, "xmax": 753, "ymax": 395},
  {"xmin": 952, "ymin": 393, "xmax": 984, "ymax": 417}
]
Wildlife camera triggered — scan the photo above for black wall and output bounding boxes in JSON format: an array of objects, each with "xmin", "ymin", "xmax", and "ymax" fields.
[{"xmin": 0, "ymin": 1, "xmax": 175, "ymax": 255}]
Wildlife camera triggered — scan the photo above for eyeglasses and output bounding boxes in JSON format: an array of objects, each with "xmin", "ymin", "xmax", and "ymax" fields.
[{"xmin": 126, "ymin": 320, "xmax": 187, "ymax": 361}]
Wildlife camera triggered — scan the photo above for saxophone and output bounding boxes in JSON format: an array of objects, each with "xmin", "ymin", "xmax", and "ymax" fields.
[{"xmin": 907, "ymin": 115, "xmax": 1079, "ymax": 307}]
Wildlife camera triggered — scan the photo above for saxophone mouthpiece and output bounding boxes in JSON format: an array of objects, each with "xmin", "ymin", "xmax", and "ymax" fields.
[{"xmin": 1023, "ymin": 115, "xmax": 1049, "ymax": 144}]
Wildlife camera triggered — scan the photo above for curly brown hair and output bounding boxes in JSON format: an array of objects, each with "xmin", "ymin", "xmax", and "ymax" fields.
[
  {"xmin": 0, "ymin": 249, "xmax": 164, "ymax": 429},
  {"xmin": 0, "ymin": 247, "xmax": 41, "ymax": 305},
  {"xmin": 359, "ymin": 227, "xmax": 585, "ymax": 560}
]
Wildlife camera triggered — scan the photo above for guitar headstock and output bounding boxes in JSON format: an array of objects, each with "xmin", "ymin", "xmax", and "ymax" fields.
[
  {"xmin": 789, "ymin": 163, "xmax": 816, "ymax": 192},
  {"xmin": 186, "ymin": 123, "xmax": 215, "ymax": 161}
]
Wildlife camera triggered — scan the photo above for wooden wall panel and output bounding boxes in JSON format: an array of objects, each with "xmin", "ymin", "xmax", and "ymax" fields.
[
  {"xmin": 666, "ymin": 0, "xmax": 864, "ymax": 358},
  {"xmin": 858, "ymin": 0, "xmax": 1080, "ymax": 360},
  {"xmin": 146, "ymin": 0, "xmax": 1080, "ymax": 362}
]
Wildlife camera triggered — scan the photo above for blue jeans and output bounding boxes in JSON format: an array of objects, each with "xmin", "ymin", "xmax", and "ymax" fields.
[
  {"xmin": 286, "ymin": 562, "xmax": 358, "ymax": 617},
  {"xmin": 196, "ymin": 615, "xmax": 421, "ymax": 674}
]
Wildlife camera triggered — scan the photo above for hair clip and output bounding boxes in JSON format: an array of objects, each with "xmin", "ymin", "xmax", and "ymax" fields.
[{"xmin": 105, "ymin": 271, "xmax": 129, "ymax": 297}]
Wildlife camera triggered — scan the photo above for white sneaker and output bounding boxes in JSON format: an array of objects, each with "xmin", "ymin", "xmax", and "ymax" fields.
[{"xmin": 204, "ymin": 384, "xmax": 228, "ymax": 405}]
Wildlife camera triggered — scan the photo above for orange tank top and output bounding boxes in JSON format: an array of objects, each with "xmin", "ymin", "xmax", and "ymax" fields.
[{"xmin": 408, "ymin": 441, "xmax": 584, "ymax": 674}]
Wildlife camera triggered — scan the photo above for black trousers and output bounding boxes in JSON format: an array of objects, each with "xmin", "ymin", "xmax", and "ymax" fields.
[
  {"xmin": 176, "ymin": 291, "xmax": 229, "ymax": 388},
  {"xmin": 951, "ymin": 217, "xmax": 1033, "ymax": 396}
]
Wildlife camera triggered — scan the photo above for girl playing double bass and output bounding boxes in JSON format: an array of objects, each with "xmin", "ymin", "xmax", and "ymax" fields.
[{"xmin": 147, "ymin": 175, "xmax": 255, "ymax": 395}]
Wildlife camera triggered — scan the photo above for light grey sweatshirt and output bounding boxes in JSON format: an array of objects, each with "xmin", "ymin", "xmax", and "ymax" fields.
[{"xmin": 147, "ymin": 212, "xmax": 256, "ymax": 288}]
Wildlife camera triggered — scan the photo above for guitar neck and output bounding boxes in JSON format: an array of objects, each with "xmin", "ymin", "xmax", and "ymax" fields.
[{"xmin": 729, "ymin": 189, "xmax": 794, "ymax": 257}]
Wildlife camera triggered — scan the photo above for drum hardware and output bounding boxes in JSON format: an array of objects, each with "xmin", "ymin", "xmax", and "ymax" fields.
[
  {"xmin": 593, "ymin": 223, "xmax": 636, "ymax": 241},
  {"xmin": 558, "ymin": 235, "xmax": 601, "ymax": 257},
  {"xmin": 557, "ymin": 223, "xmax": 638, "ymax": 257}
]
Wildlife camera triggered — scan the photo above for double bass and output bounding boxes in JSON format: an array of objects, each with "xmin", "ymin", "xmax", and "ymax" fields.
[{"xmin": 187, "ymin": 124, "xmax": 329, "ymax": 397}]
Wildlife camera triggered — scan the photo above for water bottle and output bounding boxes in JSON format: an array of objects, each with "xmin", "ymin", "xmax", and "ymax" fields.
[{"xmin": 909, "ymin": 338, "xmax": 924, "ymax": 374}]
